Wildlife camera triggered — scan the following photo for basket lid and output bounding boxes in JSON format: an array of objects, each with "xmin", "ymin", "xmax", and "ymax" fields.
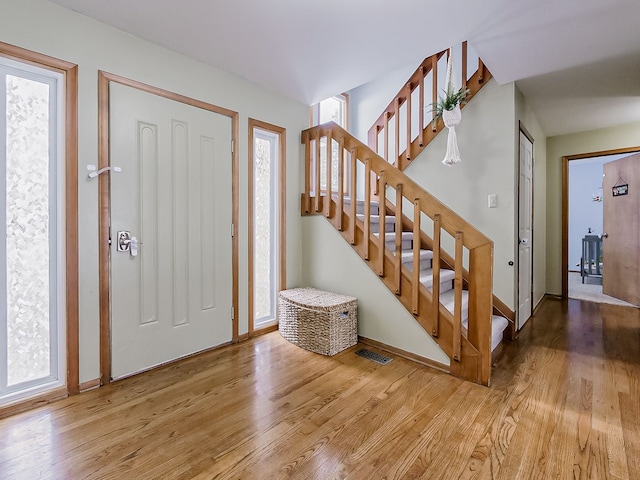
[{"xmin": 279, "ymin": 288, "xmax": 356, "ymax": 311}]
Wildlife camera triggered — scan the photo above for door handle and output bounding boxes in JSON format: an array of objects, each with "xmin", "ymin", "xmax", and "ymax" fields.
[
  {"xmin": 129, "ymin": 236, "xmax": 138, "ymax": 257},
  {"xmin": 601, "ymin": 233, "xmax": 608, "ymax": 239}
]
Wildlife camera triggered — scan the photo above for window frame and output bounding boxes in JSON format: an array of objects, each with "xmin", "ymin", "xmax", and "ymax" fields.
[
  {"xmin": 310, "ymin": 93, "xmax": 349, "ymax": 129},
  {"xmin": 248, "ymin": 119, "xmax": 286, "ymax": 336}
]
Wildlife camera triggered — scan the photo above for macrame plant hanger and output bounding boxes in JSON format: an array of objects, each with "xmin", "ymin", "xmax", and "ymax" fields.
[{"xmin": 442, "ymin": 51, "xmax": 462, "ymax": 166}]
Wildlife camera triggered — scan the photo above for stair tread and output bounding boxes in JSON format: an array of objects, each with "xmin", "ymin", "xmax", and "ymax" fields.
[
  {"xmin": 437, "ymin": 290, "xmax": 508, "ymax": 351},
  {"xmin": 439, "ymin": 289, "xmax": 469, "ymax": 317},
  {"xmin": 374, "ymin": 231, "xmax": 413, "ymax": 242},
  {"xmin": 341, "ymin": 197, "xmax": 379, "ymax": 206},
  {"xmin": 356, "ymin": 214, "xmax": 396, "ymax": 223}
]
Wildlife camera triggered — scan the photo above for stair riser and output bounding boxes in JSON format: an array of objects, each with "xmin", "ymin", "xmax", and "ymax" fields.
[
  {"xmin": 403, "ymin": 259, "xmax": 433, "ymax": 271},
  {"xmin": 386, "ymin": 240, "xmax": 413, "ymax": 251},
  {"xmin": 357, "ymin": 205, "xmax": 379, "ymax": 216},
  {"xmin": 426, "ymin": 280, "xmax": 454, "ymax": 295},
  {"xmin": 368, "ymin": 222, "xmax": 395, "ymax": 234}
]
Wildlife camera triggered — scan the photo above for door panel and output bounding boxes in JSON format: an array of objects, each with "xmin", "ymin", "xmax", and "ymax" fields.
[
  {"xmin": 110, "ymin": 83, "xmax": 232, "ymax": 379},
  {"xmin": 518, "ymin": 132, "xmax": 533, "ymax": 329},
  {"xmin": 603, "ymin": 153, "xmax": 640, "ymax": 305}
]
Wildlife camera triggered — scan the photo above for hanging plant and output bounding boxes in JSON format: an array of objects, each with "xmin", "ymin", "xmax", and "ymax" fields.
[
  {"xmin": 428, "ymin": 51, "xmax": 468, "ymax": 166},
  {"xmin": 431, "ymin": 86, "xmax": 470, "ymax": 123}
]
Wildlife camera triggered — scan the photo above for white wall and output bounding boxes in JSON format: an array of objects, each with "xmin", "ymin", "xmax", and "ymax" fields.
[
  {"xmin": 404, "ymin": 80, "xmax": 518, "ymax": 308},
  {"xmin": 0, "ymin": 0, "xmax": 309, "ymax": 383},
  {"xmin": 568, "ymin": 160, "xmax": 605, "ymax": 268}
]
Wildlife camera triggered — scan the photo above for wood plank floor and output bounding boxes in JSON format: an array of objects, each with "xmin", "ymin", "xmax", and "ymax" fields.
[{"xmin": 1, "ymin": 298, "xmax": 639, "ymax": 479}]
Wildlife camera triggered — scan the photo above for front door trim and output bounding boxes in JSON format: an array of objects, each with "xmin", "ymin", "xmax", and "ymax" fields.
[
  {"xmin": 561, "ymin": 146, "xmax": 640, "ymax": 299},
  {"xmin": 98, "ymin": 71, "xmax": 239, "ymax": 384}
]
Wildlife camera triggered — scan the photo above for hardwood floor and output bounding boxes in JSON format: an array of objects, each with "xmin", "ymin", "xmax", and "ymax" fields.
[{"xmin": 1, "ymin": 298, "xmax": 639, "ymax": 479}]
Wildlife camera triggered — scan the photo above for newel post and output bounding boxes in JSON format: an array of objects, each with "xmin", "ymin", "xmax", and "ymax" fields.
[{"xmin": 467, "ymin": 242, "xmax": 493, "ymax": 386}]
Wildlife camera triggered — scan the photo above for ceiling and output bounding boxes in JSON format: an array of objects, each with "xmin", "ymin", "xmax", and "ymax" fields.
[{"xmin": 50, "ymin": 0, "xmax": 640, "ymax": 137}]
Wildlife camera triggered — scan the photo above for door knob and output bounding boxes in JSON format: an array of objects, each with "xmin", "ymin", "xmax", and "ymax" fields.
[
  {"xmin": 519, "ymin": 238, "xmax": 529, "ymax": 245},
  {"xmin": 601, "ymin": 233, "xmax": 608, "ymax": 239}
]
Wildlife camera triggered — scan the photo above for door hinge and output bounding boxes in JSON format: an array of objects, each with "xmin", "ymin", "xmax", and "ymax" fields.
[
  {"xmin": 231, "ymin": 139, "xmax": 234, "ymax": 154},
  {"xmin": 231, "ymin": 306, "xmax": 235, "ymax": 320},
  {"xmin": 231, "ymin": 223, "xmax": 235, "ymax": 237}
]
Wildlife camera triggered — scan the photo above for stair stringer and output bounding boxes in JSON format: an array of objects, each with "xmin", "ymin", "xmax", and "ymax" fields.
[{"xmin": 304, "ymin": 195, "xmax": 482, "ymax": 384}]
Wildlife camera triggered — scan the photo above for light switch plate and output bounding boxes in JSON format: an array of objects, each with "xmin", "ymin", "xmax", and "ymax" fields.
[{"xmin": 488, "ymin": 194, "xmax": 498, "ymax": 208}]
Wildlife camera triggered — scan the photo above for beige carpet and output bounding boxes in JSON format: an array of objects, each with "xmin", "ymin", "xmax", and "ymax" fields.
[{"xmin": 568, "ymin": 272, "xmax": 638, "ymax": 307}]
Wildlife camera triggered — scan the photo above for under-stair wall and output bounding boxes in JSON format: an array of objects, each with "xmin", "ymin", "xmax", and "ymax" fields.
[
  {"xmin": 301, "ymin": 214, "xmax": 451, "ymax": 366},
  {"xmin": 403, "ymin": 80, "xmax": 518, "ymax": 309}
]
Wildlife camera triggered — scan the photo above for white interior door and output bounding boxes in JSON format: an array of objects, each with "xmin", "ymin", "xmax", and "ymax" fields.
[
  {"xmin": 109, "ymin": 83, "xmax": 233, "ymax": 379},
  {"xmin": 518, "ymin": 131, "xmax": 533, "ymax": 329}
]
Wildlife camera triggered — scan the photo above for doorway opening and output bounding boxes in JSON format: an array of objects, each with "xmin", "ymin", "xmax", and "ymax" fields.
[{"xmin": 563, "ymin": 147, "xmax": 640, "ymax": 306}]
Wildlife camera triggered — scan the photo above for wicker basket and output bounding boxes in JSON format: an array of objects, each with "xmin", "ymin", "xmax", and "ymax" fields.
[{"xmin": 278, "ymin": 288, "xmax": 357, "ymax": 356}]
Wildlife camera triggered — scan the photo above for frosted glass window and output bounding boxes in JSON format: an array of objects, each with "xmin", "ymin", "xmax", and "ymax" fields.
[
  {"xmin": 253, "ymin": 130, "xmax": 278, "ymax": 324},
  {"xmin": 5, "ymin": 74, "xmax": 52, "ymax": 386},
  {"xmin": 1, "ymin": 60, "xmax": 61, "ymax": 402}
]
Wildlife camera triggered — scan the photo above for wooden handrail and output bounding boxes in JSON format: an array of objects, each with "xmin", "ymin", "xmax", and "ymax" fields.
[
  {"xmin": 367, "ymin": 42, "xmax": 493, "ymax": 172},
  {"xmin": 302, "ymin": 121, "xmax": 495, "ymax": 385}
]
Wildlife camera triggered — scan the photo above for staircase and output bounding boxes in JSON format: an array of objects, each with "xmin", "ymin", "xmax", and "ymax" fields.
[
  {"xmin": 367, "ymin": 42, "xmax": 492, "ymax": 172},
  {"xmin": 301, "ymin": 122, "xmax": 512, "ymax": 386},
  {"xmin": 352, "ymin": 198, "xmax": 509, "ymax": 353}
]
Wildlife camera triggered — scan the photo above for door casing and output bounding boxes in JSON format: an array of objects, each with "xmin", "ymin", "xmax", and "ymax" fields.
[{"xmin": 97, "ymin": 71, "xmax": 239, "ymax": 385}]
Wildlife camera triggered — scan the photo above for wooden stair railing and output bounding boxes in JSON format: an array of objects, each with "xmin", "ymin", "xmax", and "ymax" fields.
[
  {"xmin": 367, "ymin": 42, "xmax": 493, "ymax": 172},
  {"xmin": 302, "ymin": 122, "xmax": 495, "ymax": 386}
]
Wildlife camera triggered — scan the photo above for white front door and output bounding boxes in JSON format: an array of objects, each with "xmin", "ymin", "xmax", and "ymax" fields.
[
  {"xmin": 109, "ymin": 83, "xmax": 233, "ymax": 379},
  {"xmin": 518, "ymin": 131, "xmax": 533, "ymax": 329}
]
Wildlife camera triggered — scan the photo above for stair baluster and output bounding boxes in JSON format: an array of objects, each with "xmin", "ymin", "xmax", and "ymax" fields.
[
  {"xmin": 453, "ymin": 231, "xmax": 464, "ymax": 361},
  {"xmin": 394, "ymin": 184, "xmax": 403, "ymax": 295},
  {"xmin": 304, "ymin": 135, "xmax": 311, "ymax": 213},
  {"xmin": 432, "ymin": 214, "xmax": 441, "ymax": 337},
  {"xmin": 336, "ymin": 137, "xmax": 344, "ymax": 231},
  {"xmin": 363, "ymin": 159, "xmax": 371, "ymax": 260},
  {"xmin": 314, "ymin": 138, "xmax": 321, "ymax": 212},
  {"xmin": 350, "ymin": 148, "xmax": 357, "ymax": 245},
  {"xmin": 412, "ymin": 198, "xmax": 421, "ymax": 315},
  {"xmin": 325, "ymin": 131, "xmax": 332, "ymax": 218},
  {"xmin": 378, "ymin": 172, "xmax": 387, "ymax": 277}
]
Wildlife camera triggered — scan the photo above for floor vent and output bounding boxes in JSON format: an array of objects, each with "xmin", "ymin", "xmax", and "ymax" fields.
[{"xmin": 355, "ymin": 348, "xmax": 393, "ymax": 365}]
